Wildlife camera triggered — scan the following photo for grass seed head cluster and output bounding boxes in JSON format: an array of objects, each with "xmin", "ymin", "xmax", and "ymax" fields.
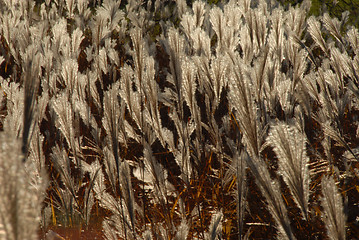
[{"xmin": 0, "ymin": 0, "xmax": 359, "ymax": 239}]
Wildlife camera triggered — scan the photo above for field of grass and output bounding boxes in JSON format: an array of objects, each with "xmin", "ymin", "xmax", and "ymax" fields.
[{"xmin": 1, "ymin": 0, "xmax": 359, "ymax": 239}]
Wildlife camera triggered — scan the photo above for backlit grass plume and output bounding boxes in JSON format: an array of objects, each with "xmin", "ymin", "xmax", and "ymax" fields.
[
  {"xmin": 0, "ymin": 131, "xmax": 46, "ymax": 240},
  {"xmin": 321, "ymin": 175, "xmax": 346, "ymax": 240},
  {"xmin": 266, "ymin": 122, "xmax": 310, "ymax": 220}
]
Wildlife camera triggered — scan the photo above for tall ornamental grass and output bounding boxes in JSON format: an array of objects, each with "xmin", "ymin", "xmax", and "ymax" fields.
[{"xmin": 0, "ymin": 0, "xmax": 358, "ymax": 239}]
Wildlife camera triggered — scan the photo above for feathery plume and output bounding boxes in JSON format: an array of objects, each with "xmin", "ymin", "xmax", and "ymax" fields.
[
  {"xmin": 245, "ymin": 155, "xmax": 296, "ymax": 240},
  {"xmin": 65, "ymin": 0, "xmax": 75, "ymax": 18},
  {"xmin": 322, "ymin": 13, "xmax": 345, "ymax": 47},
  {"xmin": 51, "ymin": 92, "xmax": 82, "ymax": 167},
  {"xmin": 307, "ymin": 16, "xmax": 329, "ymax": 56},
  {"xmin": 267, "ymin": 122, "xmax": 310, "ymax": 219},
  {"xmin": 321, "ymin": 176, "xmax": 346, "ymax": 240},
  {"xmin": 0, "ymin": 130, "xmax": 46, "ymax": 240},
  {"xmin": 346, "ymin": 27, "xmax": 359, "ymax": 51},
  {"xmin": 174, "ymin": 221, "xmax": 189, "ymax": 240},
  {"xmin": 102, "ymin": 82, "xmax": 122, "ymax": 182}
]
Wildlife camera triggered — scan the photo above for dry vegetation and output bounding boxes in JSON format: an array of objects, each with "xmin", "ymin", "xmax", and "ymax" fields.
[{"xmin": 0, "ymin": 0, "xmax": 359, "ymax": 239}]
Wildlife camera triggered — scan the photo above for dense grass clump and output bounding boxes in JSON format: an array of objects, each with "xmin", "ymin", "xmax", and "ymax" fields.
[{"xmin": 0, "ymin": 0, "xmax": 359, "ymax": 239}]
